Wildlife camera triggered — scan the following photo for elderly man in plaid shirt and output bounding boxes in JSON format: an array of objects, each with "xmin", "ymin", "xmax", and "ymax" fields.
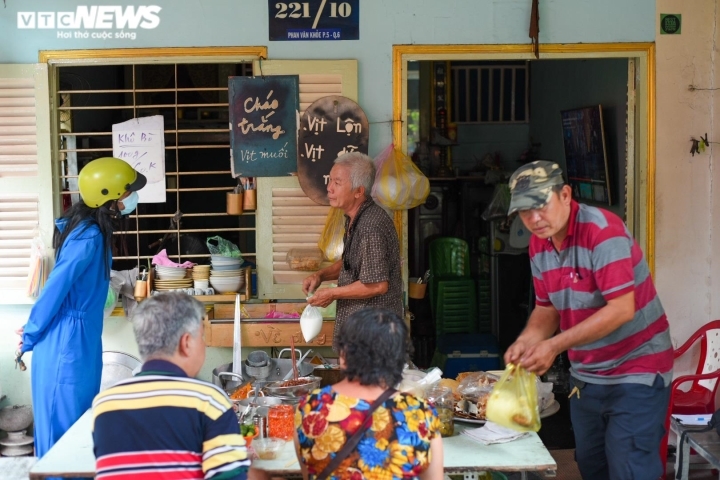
[{"xmin": 303, "ymin": 152, "xmax": 403, "ymax": 350}]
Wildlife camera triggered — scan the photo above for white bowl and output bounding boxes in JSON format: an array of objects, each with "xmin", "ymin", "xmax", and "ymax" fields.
[
  {"xmin": 211, "ymin": 255, "xmax": 241, "ymax": 262},
  {"xmin": 156, "ymin": 265, "xmax": 187, "ymax": 272},
  {"xmin": 157, "ymin": 273, "xmax": 188, "ymax": 280},
  {"xmin": 209, "ymin": 276, "xmax": 244, "ymax": 293},
  {"xmin": 211, "ymin": 264, "xmax": 243, "ymax": 271},
  {"xmin": 211, "ymin": 262, "xmax": 242, "ymax": 269},
  {"xmin": 210, "ymin": 270, "xmax": 244, "ymax": 277}
]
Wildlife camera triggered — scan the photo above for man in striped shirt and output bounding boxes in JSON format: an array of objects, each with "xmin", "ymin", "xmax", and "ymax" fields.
[
  {"xmin": 92, "ymin": 292, "xmax": 264, "ymax": 480},
  {"xmin": 504, "ymin": 161, "xmax": 672, "ymax": 480}
]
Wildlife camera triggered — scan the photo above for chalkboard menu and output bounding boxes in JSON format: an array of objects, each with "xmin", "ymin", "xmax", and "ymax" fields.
[
  {"xmin": 560, "ymin": 105, "xmax": 612, "ymax": 205},
  {"xmin": 297, "ymin": 95, "xmax": 369, "ymax": 205},
  {"xmin": 229, "ymin": 75, "xmax": 299, "ymax": 177}
]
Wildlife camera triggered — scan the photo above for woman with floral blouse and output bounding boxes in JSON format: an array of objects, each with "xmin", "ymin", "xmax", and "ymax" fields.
[{"xmin": 294, "ymin": 308, "xmax": 444, "ymax": 479}]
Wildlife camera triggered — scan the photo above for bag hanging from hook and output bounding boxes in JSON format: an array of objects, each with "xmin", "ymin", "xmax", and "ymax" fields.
[{"xmin": 26, "ymin": 232, "xmax": 48, "ymax": 298}]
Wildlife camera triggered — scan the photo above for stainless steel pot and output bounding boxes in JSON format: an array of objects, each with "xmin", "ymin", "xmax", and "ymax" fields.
[
  {"xmin": 212, "ymin": 359, "xmax": 315, "ymax": 394},
  {"xmin": 237, "ymin": 396, "xmax": 283, "ymax": 409},
  {"xmin": 100, "ymin": 351, "xmax": 141, "ymax": 392}
]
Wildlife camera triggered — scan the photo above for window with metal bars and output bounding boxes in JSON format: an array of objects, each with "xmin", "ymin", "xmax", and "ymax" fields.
[
  {"xmin": 56, "ymin": 62, "xmax": 255, "ymax": 271},
  {"xmin": 450, "ymin": 61, "xmax": 529, "ymax": 124}
]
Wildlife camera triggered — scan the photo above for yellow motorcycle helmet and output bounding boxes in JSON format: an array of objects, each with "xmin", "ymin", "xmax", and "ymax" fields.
[{"xmin": 78, "ymin": 157, "xmax": 147, "ymax": 208}]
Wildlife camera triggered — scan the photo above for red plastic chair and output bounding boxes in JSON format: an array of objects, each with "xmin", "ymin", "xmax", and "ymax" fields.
[{"xmin": 660, "ymin": 320, "xmax": 720, "ymax": 475}]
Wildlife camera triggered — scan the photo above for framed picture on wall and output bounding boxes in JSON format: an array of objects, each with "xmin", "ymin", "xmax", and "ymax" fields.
[{"xmin": 560, "ymin": 105, "xmax": 612, "ymax": 205}]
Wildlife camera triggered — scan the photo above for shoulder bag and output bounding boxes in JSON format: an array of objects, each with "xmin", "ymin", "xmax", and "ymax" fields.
[{"xmin": 315, "ymin": 388, "xmax": 397, "ymax": 480}]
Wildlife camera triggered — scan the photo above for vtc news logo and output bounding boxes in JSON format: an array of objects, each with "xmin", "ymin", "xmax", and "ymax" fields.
[{"xmin": 17, "ymin": 6, "xmax": 161, "ymax": 29}]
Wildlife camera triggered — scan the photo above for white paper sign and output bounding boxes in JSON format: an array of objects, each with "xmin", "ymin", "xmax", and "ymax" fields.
[{"xmin": 112, "ymin": 115, "xmax": 166, "ymax": 203}]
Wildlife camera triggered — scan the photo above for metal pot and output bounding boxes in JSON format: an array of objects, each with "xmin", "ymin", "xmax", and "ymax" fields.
[
  {"xmin": 212, "ymin": 359, "xmax": 315, "ymax": 394},
  {"xmin": 233, "ymin": 391, "xmax": 284, "ymax": 418},
  {"xmin": 237, "ymin": 396, "xmax": 283, "ymax": 409},
  {"xmin": 100, "ymin": 351, "xmax": 141, "ymax": 392},
  {"xmin": 0, "ymin": 405, "xmax": 32, "ymax": 432}
]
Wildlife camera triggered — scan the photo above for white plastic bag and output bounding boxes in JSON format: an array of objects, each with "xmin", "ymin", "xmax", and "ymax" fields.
[{"xmin": 300, "ymin": 300, "xmax": 323, "ymax": 342}]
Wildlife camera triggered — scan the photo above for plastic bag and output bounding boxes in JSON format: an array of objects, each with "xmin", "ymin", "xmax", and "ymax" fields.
[
  {"xmin": 485, "ymin": 364, "xmax": 541, "ymax": 432},
  {"xmin": 26, "ymin": 235, "xmax": 48, "ymax": 298},
  {"xmin": 206, "ymin": 236, "xmax": 243, "ymax": 259},
  {"xmin": 317, "ymin": 207, "xmax": 345, "ymax": 262},
  {"xmin": 455, "ymin": 372, "xmax": 498, "ymax": 420},
  {"xmin": 300, "ymin": 301, "xmax": 323, "ymax": 342},
  {"xmin": 104, "ymin": 286, "xmax": 118, "ymax": 319},
  {"xmin": 456, "ymin": 371, "xmax": 500, "ymax": 398},
  {"xmin": 481, "ymin": 184, "xmax": 511, "ymax": 221},
  {"xmin": 396, "ymin": 367, "xmax": 442, "ymax": 398},
  {"xmin": 372, "ymin": 144, "xmax": 430, "ymax": 210}
]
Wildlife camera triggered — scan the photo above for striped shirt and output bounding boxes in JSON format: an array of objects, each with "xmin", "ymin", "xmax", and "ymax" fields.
[
  {"xmin": 529, "ymin": 200, "xmax": 673, "ymax": 386},
  {"xmin": 92, "ymin": 360, "xmax": 250, "ymax": 480}
]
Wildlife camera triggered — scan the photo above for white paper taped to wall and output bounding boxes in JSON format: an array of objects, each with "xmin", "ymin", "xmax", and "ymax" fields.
[{"xmin": 112, "ymin": 115, "xmax": 166, "ymax": 203}]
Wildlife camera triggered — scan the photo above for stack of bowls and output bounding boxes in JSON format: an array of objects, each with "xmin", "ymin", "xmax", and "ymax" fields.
[
  {"xmin": 154, "ymin": 265, "xmax": 192, "ymax": 291},
  {"xmin": 192, "ymin": 265, "xmax": 211, "ymax": 290},
  {"xmin": 209, "ymin": 255, "xmax": 244, "ymax": 293}
]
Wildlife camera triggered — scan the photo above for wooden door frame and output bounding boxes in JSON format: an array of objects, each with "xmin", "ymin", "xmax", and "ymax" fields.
[{"xmin": 392, "ymin": 43, "xmax": 656, "ymax": 274}]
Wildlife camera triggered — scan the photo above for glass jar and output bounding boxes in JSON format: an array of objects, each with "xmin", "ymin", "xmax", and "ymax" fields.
[
  {"xmin": 426, "ymin": 385, "xmax": 454, "ymax": 437},
  {"xmin": 267, "ymin": 404, "xmax": 294, "ymax": 440}
]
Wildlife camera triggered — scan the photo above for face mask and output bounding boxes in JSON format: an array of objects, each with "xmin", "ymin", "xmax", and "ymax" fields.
[{"xmin": 119, "ymin": 191, "xmax": 139, "ymax": 215}]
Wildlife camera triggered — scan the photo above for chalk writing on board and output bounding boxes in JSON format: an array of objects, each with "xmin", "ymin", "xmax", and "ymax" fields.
[
  {"xmin": 297, "ymin": 95, "xmax": 369, "ymax": 205},
  {"xmin": 236, "ymin": 91, "xmax": 286, "ymax": 140},
  {"xmin": 229, "ymin": 76, "xmax": 299, "ymax": 178},
  {"xmin": 112, "ymin": 115, "xmax": 166, "ymax": 203}
]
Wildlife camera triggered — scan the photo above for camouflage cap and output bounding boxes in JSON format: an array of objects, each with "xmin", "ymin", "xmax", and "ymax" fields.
[{"xmin": 507, "ymin": 160, "xmax": 564, "ymax": 214}]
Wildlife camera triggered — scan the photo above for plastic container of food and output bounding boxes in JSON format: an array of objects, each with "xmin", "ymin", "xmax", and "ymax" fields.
[
  {"xmin": 267, "ymin": 404, "xmax": 295, "ymax": 440},
  {"xmin": 253, "ymin": 437, "xmax": 285, "ymax": 460},
  {"xmin": 286, "ymin": 248, "xmax": 323, "ymax": 271},
  {"xmin": 426, "ymin": 385, "xmax": 454, "ymax": 436}
]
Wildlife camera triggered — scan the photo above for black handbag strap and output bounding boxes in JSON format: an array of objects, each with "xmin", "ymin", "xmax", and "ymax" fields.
[{"xmin": 316, "ymin": 388, "xmax": 397, "ymax": 480}]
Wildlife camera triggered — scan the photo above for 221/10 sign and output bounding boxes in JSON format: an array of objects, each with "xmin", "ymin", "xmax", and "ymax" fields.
[
  {"xmin": 268, "ymin": 0, "xmax": 359, "ymax": 41},
  {"xmin": 275, "ymin": 2, "xmax": 352, "ymax": 19}
]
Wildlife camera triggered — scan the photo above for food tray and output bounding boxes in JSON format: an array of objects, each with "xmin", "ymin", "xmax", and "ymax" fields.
[
  {"xmin": 263, "ymin": 376, "xmax": 321, "ymax": 397},
  {"xmin": 453, "ymin": 399, "xmax": 560, "ymax": 424}
]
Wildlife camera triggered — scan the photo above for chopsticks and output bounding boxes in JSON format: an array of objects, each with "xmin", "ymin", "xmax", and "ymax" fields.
[{"xmin": 290, "ymin": 336, "xmax": 298, "ymax": 381}]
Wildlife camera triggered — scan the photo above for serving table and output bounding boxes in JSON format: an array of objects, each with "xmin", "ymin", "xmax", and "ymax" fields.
[
  {"xmin": 670, "ymin": 416, "xmax": 720, "ymax": 479},
  {"xmin": 30, "ymin": 412, "xmax": 556, "ymax": 479}
]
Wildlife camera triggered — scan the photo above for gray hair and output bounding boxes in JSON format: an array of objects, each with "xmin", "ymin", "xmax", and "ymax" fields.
[
  {"xmin": 131, "ymin": 292, "xmax": 205, "ymax": 360},
  {"xmin": 334, "ymin": 152, "xmax": 375, "ymax": 195}
]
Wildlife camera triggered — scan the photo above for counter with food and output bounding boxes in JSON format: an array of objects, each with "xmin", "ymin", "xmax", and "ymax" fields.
[{"xmin": 202, "ymin": 301, "xmax": 336, "ymax": 348}]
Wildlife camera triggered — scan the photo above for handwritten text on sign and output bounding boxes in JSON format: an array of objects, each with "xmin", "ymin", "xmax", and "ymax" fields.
[
  {"xmin": 229, "ymin": 75, "xmax": 299, "ymax": 177},
  {"xmin": 112, "ymin": 115, "xmax": 166, "ymax": 203},
  {"xmin": 297, "ymin": 95, "xmax": 369, "ymax": 205}
]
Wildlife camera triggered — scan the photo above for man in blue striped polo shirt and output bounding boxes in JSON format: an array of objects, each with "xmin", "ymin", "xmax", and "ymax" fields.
[
  {"xmin": 504, "ymin": 161, "xmax": 672, "ymax": 480},
  {"xmin": 92, "ymin": 292, "xmax": 267, "ymax": 480}
]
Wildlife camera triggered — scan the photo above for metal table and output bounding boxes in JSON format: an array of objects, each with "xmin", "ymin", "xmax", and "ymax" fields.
[
  {"xmin": 29, "ymin": 410, "xmax": 94, "ymax": 479},
  {"xmin": 254, "ymin": 423, "xmax": 557, "ymax": 479},
  {"xmin": 29, "ymin": 411, "xmax": 557, "ymax": 479},
  {"xmin": 670, "ymin": 416, "xmax": 720, "ymax": 480}
]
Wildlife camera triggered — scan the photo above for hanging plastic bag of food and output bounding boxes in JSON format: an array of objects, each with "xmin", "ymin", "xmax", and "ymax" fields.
[
  {"xmin": 485, "ymin": 363, "xmax": 541, "ymax": 432},
  {"xmin": 317, "ymin": 207, "xmax": 345, "ymax": 262},
  {"xmin": 300, "ymin": 299, "xmax": 323, "ymax": 343},
  {"xmin": 372, "ymin": 144, "xmax": 430, "ymax": 210},
  {"xmin": 481, "ymin": 184, "xmax": 512, "ymax": 221}
]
